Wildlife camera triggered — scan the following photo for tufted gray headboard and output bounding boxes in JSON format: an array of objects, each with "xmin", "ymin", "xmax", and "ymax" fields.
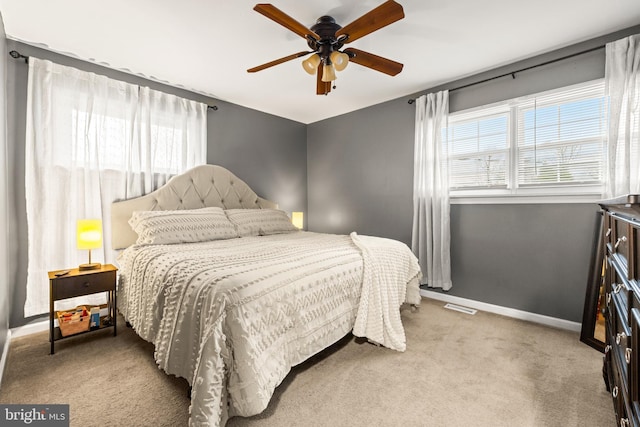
[{"xmin": 111, "ymin": 164, "xmax": 277, "ymax": 249}]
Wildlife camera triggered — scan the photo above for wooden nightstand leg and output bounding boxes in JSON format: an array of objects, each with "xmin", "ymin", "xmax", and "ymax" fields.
[
  {"xmin": 113, "ymin": 289, "xmax": 117, "ymax": 337},
  {"xmin": 49, "ymin": 293, "xmax": 54, "ymax": 355}
]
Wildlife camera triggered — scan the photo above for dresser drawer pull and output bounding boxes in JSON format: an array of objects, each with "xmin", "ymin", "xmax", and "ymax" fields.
[
  {"xmin": 607, "ymin": 293, "xmax": 611, "ymax": 305},
  {"xmin": 606, "ymin": 228, "xmax": 612, "ymax": 237},
  {"xmin": 616, "ymin": 332, "xmax": 627, "ymax": 345},
  {"xmin": 615, "ymin": 236, "xmax": 627, "ymax": 248},
  {"xmin": 621, "ymin": 418, "xmax": 630, "ymax": 427},
  {"xmin": 612, "ymin": 386, "xmax": 619, "ymax": 398},
  {"xmin": 83, "ymin": 282, "xmax": 90, "ymax": 288},
  {"xmin": 614, "ymin": 284, "xmax": 623, "ymax": 294},
  {"xmin": 605, "ymin": 344, "xmax": 612, "ymax": 354},
  {"xmin": 625, "ymin": 348, "xmax": 632, "ymax": 364}
]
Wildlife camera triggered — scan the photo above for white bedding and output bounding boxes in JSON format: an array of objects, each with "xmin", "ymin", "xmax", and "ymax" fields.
[{"xmin": 117, "ymin": 231, "xmax": 421, "ymax": 426}]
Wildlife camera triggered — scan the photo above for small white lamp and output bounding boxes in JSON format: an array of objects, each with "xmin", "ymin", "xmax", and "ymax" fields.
[
  {"xmin": 291, "ymin": 212, "xmax": 304, "ymax": 230},
  {"xmin": 77, "ymin": 219, "xmax": 102, "ymax": 270}
]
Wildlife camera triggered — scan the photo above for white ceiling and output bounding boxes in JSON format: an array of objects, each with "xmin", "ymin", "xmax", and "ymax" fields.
[{"xmin": 1, "ymin": 0, "xmax": 639, "ymax": 124}]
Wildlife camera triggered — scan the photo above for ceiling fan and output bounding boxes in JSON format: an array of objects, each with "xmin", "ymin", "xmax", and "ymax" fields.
[{"xmin": 247, "ymin": 1, "xmax": 405, "ymax": 95}]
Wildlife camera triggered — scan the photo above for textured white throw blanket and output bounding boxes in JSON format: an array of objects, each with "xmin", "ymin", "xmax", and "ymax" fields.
[
  {"xmin": 118, "ymin": 232, "xmax": 421, "ymax": 426},
  {"xmin": 350, "ymin": 232, "xmax": 422, "ymax": 351}
]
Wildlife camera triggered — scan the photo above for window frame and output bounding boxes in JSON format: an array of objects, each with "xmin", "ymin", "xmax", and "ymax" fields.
[{"xmin": 447, "ymin": 79, "xmax": 607, "ymax": 204}]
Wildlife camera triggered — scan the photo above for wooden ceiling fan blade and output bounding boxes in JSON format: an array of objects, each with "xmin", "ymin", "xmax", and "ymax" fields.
[
  {"xmin": 316, "ymin": 66, "xmax": 331, "ymax": 95},
  {"xmin": 247, "ymin": 51, "xmax": 311, "ymax": 73},
  {"xmin": 335, "ymin": 0, "xmax": 404, "ymax": 43},
  {"xmin": 254, "ymin": 4, "xmax": 319, "ymax": 41},
  {"xmin": 344, "ymin": 48, "xmax": 403, "ymax": 76}
]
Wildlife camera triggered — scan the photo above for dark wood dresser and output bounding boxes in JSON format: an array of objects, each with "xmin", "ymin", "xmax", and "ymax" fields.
[{"xmin": 600, "ymin": 195, "xmax": 640, "ymax": 427}]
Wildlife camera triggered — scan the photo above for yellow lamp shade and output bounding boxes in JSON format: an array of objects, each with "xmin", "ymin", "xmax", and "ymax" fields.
[
  {"xmin": 291, "ymin": 212, "xmax": 304, "ymax": 229},
  {"xmin": 77, "ymin": 219, "xmax": 103, "ymax": 249},
  {"xmin": 77, "ymin": 219, "xmax": 102, "ymax": 270}
]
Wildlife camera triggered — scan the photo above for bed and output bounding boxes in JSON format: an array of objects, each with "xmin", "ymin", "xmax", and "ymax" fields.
[{"xmin": 111, "ymin": 164, "xmax": 422, "ymax": 426}]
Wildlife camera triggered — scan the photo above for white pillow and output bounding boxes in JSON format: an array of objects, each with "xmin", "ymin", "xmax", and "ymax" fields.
[
  {"xmin": 129, "ymin": 207, "xmax": 238, "ymax": 245},
  {"xmin": 224, "ymin": 209, "xmax": 299, "ymax": 237}
]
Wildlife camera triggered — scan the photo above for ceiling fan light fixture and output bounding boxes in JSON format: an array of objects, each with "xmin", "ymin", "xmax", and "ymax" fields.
[
  {"xmin": 302, "ymin": 53, "xmax": 321, "ymax": 75},
  {"xmin": 321, "ymin": 63, "xmax": 337, "ymax": 82},
  {"xmin": 330, "ymin": 51, "xmax": 349, "ymax": 72},
  {"xmin": 249, "ymin": 2, "xmax": 405, "ymax": 94}
]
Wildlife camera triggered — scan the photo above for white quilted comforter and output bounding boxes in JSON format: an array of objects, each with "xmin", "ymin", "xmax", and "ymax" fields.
[{"xmin": 117, "ymin": 231, "xmax": 421, "ymax": 426}]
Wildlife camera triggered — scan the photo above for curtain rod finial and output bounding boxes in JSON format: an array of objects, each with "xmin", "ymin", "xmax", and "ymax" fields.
[{"xmin": 9, "ymin": 50, "xmax": 28, "ymax": 63}]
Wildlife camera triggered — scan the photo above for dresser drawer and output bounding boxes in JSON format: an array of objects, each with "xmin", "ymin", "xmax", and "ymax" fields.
[
  {"xmin": 51, "ymin": 270, "xmax": 116, "ymax": 300},
  {"xmin": 610, "ymin": 295, "xmax": 631, "ymax": 367},
  {"xmin": 609, "ymin": 346, "xmax": 628, "ymax": 425},
  {"xmin": 606, "ymin": 213, "xmax": 616, "ymax": 251},
  {"xmin": 608, "ymin": 258, "xmax": 632, "ymax": 318},
  {"xmin": 633, "ymin": 226, "xmax": 640, "ymax": 281},
  {"xmin": 631, "ymin": 309, "xmax": 640, "ymax": 415},
  {"xmin": 612, "ymin": 215, "xmax": 632, "ymax": 278}
]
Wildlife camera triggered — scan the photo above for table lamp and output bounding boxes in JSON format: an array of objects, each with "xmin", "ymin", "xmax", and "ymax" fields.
[
  {"xmin": 291, "ymin": 212, "xmax": 304, "ymax": 229},
  {"xmin": 77, "ymin": 219, "xmax": 102, "ymax": 270}
]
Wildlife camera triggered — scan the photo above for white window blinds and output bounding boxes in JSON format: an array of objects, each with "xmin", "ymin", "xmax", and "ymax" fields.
[
  {"xmin": 446, "ymin": 79, "xmax": 607, "ymax": 197},
  {"xmin": 516, "ymin": 81, "xmax": 607, "ymax": 187},
  {"xmin": 448, "ymin": 105, "xmax": 510, "ymax": 189}
]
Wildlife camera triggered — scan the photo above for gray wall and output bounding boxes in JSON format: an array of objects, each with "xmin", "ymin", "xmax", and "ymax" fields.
[
  {"xmin": 6, "ymin": 40, "xmax": 307, "ymax": 328},
  {"xmin": 0, "ymin": 13, "xmax": 9, "ymax": 367},
  {"xmin": 207, "ymin": 102, "xmax": 307, "ymax": 211},
  {"xmin": 6, "ymin": 25, "xmax": 640, "ymax": 330},
  {"xmin": 308, "ymin": 25, "xmax": 640, "ymax": 323}
]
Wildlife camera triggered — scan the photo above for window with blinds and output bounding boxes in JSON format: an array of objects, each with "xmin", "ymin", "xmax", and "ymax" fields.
[
  {"xmin": 446, "ymin": 79, "xmax": 607, "ymax": 197},
  {"xmin": 448, "ymin": 105, "xmax": 510, "ymax": 189}
]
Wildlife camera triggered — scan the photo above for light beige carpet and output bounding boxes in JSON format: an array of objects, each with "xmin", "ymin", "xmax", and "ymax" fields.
[{"xmin": 0, "ymin": 298, "xmax": 613, "ymax": 427}]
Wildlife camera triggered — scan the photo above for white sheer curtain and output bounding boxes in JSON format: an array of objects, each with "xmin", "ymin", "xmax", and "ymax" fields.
[
  {"xmin": 411, "ymin": 91, "xmax": 452, "ymax": 291},
  {"xmin": 24, "ymin": 58, "xmax": 207, "ymax": 317},
  {"xmin": 605, "ymin": 34, "xmax": 640, "ymax": 198}
]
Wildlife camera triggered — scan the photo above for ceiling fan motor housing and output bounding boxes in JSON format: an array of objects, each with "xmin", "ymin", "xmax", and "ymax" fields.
[{"xmin": 308, "ymin": 16, "xmax": 345, "ymax": 61}]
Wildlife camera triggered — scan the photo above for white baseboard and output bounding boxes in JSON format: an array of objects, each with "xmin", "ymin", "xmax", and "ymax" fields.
[
  {"xmin": 420, "ymin": 289, "xmax": 582, "ymax": 332},
  {"xmin": 10, "ymin": 319, "xmax": 49, "ymax": 338},
  {"xmin": 0, "ymin": 330, "xmax": 11, "ymax": 391}
]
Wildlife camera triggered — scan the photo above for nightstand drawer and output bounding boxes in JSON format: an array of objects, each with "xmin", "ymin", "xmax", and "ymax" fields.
[{"xmin": 51, "ymin": 270, "xmax": 116, "ymax": 300}]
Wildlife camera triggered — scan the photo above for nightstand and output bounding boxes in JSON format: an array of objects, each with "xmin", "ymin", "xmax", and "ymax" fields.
[{"xmin": 48, "ymin": 264, "xmax": 117, "ymax": 354}]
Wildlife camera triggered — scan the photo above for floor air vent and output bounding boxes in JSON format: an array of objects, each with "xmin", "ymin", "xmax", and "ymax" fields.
[{"xmin": 444, "ymin": 303, "xmax": 477, "ymax": 315}]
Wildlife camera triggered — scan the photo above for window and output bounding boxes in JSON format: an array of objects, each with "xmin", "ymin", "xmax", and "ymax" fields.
[
  {"xmin": 71, "ymin": 111, "xmax": 185, "ymax": 174},
  {"xmin": 447, "ymin": 80, "xmax": 607, "ymax": 199},
  {"xmin": 448, "ymin": 105, "xmax": 510, "ymax": 189},
  {"xmin": 24, "ymin": 58, "xmax": 207, "ymax": 317}
]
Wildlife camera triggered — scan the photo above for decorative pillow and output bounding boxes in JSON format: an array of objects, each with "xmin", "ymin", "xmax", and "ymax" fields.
[
  {"xmin": 224, "ymin": 209, "xmax": 299, "ymax": 237},
  {"xmin": 129, "ymin": 207, "xmax": 238, "ymax": 245}
]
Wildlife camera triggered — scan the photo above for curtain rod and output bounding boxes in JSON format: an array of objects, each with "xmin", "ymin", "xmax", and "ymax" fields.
[
  {"xmin": 407, "ymin": 44, "xmax": 605, "ymax": 104},
  {"xmin": 8, "ymin": 50, "xmax": 219, "ymax": 111},
  {"xmin": 9, "ymin": 50, "xmax": 28, "ymax": 63}
]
